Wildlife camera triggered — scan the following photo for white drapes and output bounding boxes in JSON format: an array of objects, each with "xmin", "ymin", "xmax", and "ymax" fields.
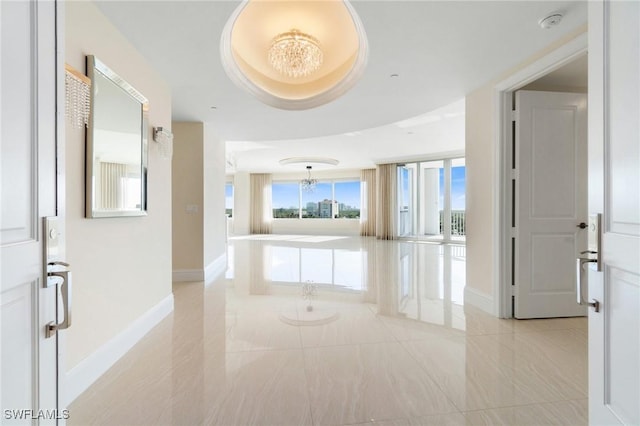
[
  {"xmin": 376, "ymin": 163, "xmax": 398, "ymax": 240},
  {"xmin": 250, "ymin": 173, "xmax": 273, "ymax": 234},
  {"xmin": 99, "ymin": 162, "xmax": 127, "ymax": 210},
  {"xmin": 360, "ymin": 168, "xmax": 377, "ymax": 236}
]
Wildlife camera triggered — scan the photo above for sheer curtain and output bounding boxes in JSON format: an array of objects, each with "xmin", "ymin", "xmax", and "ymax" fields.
[
  {"xmin": 99, "ymin": 162, "xmax": 126, "ymax": 210},
  {"xmin": 360, "ymin": 168, "xmax": 377, "ymax": 236},
  {"xmin": 376, "ymin": 163, "xmax": 397, "ymax": 240},
  {"xmin": 250, "ymin": 173, "xmax": 273, "ymax": 234}
]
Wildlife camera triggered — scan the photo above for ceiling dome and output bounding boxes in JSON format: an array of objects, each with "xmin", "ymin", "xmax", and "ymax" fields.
[{"xmin": 220, "ymin": 0, "xmax": 368, "ymax": 110}]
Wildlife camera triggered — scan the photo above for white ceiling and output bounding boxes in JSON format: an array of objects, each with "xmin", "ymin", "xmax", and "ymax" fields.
[{"xmin": 95, "ymin": 0, "xmax": 587, "ymax": 173}]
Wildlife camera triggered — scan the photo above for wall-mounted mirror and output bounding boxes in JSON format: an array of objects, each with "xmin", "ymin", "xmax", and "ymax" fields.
[{"xmin": 86, "ymin": 55, "xmax": 148, "ymax": 218}]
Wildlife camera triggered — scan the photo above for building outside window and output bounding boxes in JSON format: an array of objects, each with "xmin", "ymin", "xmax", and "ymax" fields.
[{"xmin": 272, "ymin": 179, "xmax": 360, "ymax": 219}]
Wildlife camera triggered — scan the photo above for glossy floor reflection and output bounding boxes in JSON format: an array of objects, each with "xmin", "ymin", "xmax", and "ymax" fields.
[{"xmin": 68, "ymin": 236, "xmax": 587, "ymax": 425}]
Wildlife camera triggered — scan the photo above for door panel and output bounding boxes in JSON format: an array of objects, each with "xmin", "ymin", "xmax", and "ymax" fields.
[
  {"xmin": 0, "ymin": 0, "xmax": 36, "ymax": 245},
  {"xmin": 0, "ymin": 1, "xmax": 60, "ymax": 424},
  {"xmin": 515, "ymin": 90, "xmax": 587, "ymax": 318},
  {"xmin": 588, "ymin": 0, "xmax": 640, "ymax": 424},
  {"xmin": 1, "ymin": 283, "xmax": 37, "ymax": 417}
]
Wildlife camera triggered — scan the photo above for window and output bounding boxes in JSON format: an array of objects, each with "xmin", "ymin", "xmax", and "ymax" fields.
[
  {"xmin": 272, "ymin": 182, "xmax": 300, "ymax": 218},
  {"xmin": 271, "ymin": 179, "xmax": 360, "ymax": 219},
  {"xmin": 334, "ymin": 181, "xmax": 361, "ymax": 218},
  {"xmin": 301, "ymin": 182, "xmax": 332, "ymax": 218},
  {"xmin": 225, "ymin": 182, "xmax": 233, "ymax": 217}
]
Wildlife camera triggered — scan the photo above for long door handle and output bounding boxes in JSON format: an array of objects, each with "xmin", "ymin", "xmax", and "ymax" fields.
[
  {"xmin": 576, "ymin": 257, "xmax": 599, "ymax": 312},
  {"xmin": 46, "ymin": 270, "xmax": 72, "ymax": 338}
]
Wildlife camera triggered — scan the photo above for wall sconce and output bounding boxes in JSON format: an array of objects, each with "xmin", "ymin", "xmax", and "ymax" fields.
[
  {"xmin": 153, "ymin": 127, "xmax": 173, "ymax": 159},
  {"xmin": 65, "ymin": 63, "xmax": 91, "ymax": 128}
]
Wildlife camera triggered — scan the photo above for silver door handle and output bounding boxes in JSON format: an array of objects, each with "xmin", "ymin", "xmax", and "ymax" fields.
[
  {"xmin": 576, "ymin": 257, "xmax": 599, "ymax": 312},
  {"xmin": 46, "ymin": 270, "xmax": 72, "ymax": 338}
]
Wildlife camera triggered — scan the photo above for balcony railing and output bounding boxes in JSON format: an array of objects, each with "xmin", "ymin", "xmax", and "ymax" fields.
[
  {"xmin": 399, "ymin": 209, "xmax": 466, "ymax": 237},
  {"xmin": 439, "ymin": 210, "xmax": 466, "ymax": 236}
]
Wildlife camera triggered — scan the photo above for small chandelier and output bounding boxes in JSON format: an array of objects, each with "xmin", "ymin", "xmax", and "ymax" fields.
[
  {"xmin": 301, "ymin": 166, "xmax": 318, "ymax": 192},
  {"xmin": 268, "ymin": 29, "xmax": 324, "ymax": 78}
]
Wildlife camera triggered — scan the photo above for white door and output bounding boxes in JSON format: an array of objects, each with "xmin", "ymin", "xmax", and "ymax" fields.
[
  {"xmin": 1, "ymin": 1, "xmax": 64, "ymax": 424},
  {"xmin": 514, "ymin": 90, "xmax": 588, "ymax": 318},
  {"xmin": 588, "ymin": 1, "xmax": 640, "ymax": 424}
]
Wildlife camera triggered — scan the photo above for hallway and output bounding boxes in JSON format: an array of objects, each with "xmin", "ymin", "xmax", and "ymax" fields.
[{"xmin": 69, "ymin": 237, "xmax": 587, "ymax": 425}]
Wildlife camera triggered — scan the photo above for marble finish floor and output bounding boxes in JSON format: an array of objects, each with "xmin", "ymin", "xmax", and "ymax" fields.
[{"xmin": 68, "ymin": 236, "xmax": 588, "ymax": 425}]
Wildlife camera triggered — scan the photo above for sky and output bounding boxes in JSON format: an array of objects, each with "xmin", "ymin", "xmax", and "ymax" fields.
[
  {"xmin": 400, "ymin": 165, "xmax": 465, "ymax": 210},
  {"xmin": 272, "ymin": 181, "xmax": 361, "ymax": 209}
]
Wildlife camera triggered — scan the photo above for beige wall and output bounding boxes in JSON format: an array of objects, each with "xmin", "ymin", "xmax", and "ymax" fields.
[
  {"xmin": 65, "ymin": 1, "xmax": 172, "ymax": 370},
  {"xmin": 172, "ymin": 122, "xmax": 204, "ymax": 270},
  {"xmin": 465, "ymin": 26, "xmax": 587, "ymax": 298},
  {"xmin": 172, "ymin": 122, "xmax": 227, "ymax": 273}
]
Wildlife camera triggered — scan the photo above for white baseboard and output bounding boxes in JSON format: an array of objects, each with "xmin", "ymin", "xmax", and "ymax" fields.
[
  {"xmin": 204, "ymin": 253, "xmax": 227, "ymax": 286},
  {"xmin": 173, "ymin": 269, "xmax": 203, "ymax": 282},
  {"xmin": 173, "ymin": 253, "xmax": 227, "ymax": 285},
  {"xmin": 64, "ymin": 294, "xmax": 174, "ymax": 405},
  {"xmin": 464, "ymin": 286, "xmax": 494, "ymax": 315}
]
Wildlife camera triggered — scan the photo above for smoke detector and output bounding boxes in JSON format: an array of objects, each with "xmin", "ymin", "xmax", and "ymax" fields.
[{"xmin": 539, "ymin": 13, "xmax": 563, "ymax": 29}]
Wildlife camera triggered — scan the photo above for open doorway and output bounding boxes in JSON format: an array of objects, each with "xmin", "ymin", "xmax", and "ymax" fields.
[
  {"xmin": 498, "ymin": 51, "xmax": 588, "ymax": 319},
  {"xmin": 397, "ymin": 158, "xmax": 466, "ymax": 243}
]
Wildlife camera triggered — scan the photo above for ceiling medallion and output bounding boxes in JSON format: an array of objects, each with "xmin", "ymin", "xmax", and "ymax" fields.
[
  {"xmin": 268, "ymin": 29, "xmax": 324, "ymax": 78},
  {"xmin": 220, "ymin": 0, "xmax": 368, "ymax": 110}
]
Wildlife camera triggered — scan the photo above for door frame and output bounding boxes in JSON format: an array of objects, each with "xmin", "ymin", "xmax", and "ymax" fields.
[
  {"xmin": 493, "ymin": 33, "xmax": 588, "ymax": 318},
  {"xmin": 55, "ymin": 0, "xmax": 68, "ymax": 411}
]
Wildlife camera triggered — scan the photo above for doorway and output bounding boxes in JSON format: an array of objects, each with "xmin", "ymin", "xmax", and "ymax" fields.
[
  {"xmin": 496, "ymin": 42, "xmax": 588, "ymax": 318},
  {"xmin": 397, "ymin": 158, "xmax": 466, "ymax": 242}
]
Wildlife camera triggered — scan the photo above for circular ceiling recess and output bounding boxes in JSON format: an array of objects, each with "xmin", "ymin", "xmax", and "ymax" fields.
[{"xmin": 220, "ymin": 0, "xmax": 369, "ymax": 110}]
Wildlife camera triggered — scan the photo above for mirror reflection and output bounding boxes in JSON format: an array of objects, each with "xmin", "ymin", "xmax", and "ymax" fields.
[{"xmin": 86, "ymin": 55, "xmax": 148, "ymax": 218}]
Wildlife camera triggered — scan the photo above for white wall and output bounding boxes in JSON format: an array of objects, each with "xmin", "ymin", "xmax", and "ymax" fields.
[
  {"xmin": 65, "ymin": 1, "xmax": 172, "ymax": 370},
  {"xmin": 232, "ymin": 171, "xmax": 250, "ymax": 235},
  {"xmin": 272, "ymin": 219, "xmax": 360, "ymax": 235}
]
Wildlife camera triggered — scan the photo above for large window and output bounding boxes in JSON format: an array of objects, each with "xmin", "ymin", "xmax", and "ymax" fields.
[
  {"xmin": 272, "ymin": 182, "xmax": 300, "ymax": 218},
  {"xmin": 225, "ymin": 182, "xmax": 233, "ymax": 217},
  {"xmin": 272, "ymin": 179, "xmax": 360, "ymax": 219}
]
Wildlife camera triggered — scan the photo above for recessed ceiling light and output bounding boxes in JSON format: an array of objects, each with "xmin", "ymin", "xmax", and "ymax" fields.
[
  {"xmin": 390, "ymin": 73, "xmax": 399, "ymax": 78},
  {"xmin": 210, "ymin": 106, "xmax": 217, "ymax": 109},
  {"xmin": 538, "ymin": 13, "xmax": 563, "ymax": 29}
]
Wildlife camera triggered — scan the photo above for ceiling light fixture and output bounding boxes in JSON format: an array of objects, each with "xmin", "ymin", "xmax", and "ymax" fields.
[
  {"xmin": 279, "ymin": 157, "xmax": 339, "ymax": 167},
  {"xmin": 301, "ymin": 166, "xmax": 318, "ymax": 192},
  {"xmin": 268, "ymin": 29, "xmax": 323, "ymax": 78},
  {"xmin": 220, "ymin": 0, "xmax": 368, "ymax": 110}
]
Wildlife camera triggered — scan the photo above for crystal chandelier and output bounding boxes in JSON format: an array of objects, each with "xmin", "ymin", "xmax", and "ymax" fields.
[
  {"xmin": 301, "ymin": 166, "xmax": 318, "ymax": 192},
  {"xmin": 268, "ymin": 29, "xmax": 324, "ymax": 78}
]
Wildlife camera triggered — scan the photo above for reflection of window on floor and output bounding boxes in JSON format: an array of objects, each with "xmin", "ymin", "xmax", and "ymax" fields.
[
  {"xmin": 225, "ymin": 244, "xmax": 234, "ymax": 279},
  {"xmin": 225, "ymin": 182, "xmax": 234, "ymax": 217},
  {"xmin": 270, "ymin": 246, "xmax": 364, "ymax": 290}
]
